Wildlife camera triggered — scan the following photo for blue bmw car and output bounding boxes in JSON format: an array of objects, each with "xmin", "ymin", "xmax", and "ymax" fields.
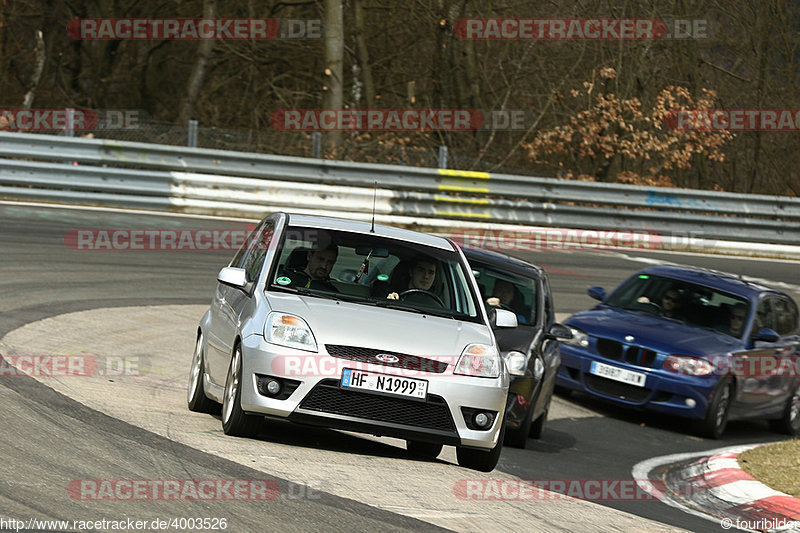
[{"xmin": 556, "ymin": 265, "xmax": 800, "ymax": 438}]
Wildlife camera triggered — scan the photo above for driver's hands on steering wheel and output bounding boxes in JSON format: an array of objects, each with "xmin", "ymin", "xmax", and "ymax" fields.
[
  {"xmin": 387, "ymin": 292, "xmax": 399, "ymax": 300},
  {"xmin": 486, "ymin": 297, "xmax": 501, "ymax": 307}
]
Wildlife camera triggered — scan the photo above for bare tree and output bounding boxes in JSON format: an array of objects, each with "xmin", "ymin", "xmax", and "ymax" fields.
[
  {"xmin": 178, "ymin": 0, "xmax": 217, "ymax": 124},
  {"xmin": 322, "ymin": 0, "xmax": 344, "ymax": 151}
]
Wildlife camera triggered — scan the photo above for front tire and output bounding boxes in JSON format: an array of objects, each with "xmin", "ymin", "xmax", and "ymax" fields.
[
  {"xmin": 769, "ymin": 382, "xmax": 800, "ymax": 436},
  {"xmin": 695, "ymin": 379, "xmax": 732, "ymax": 439},
  {"xmin": 187, "ymin": 333, "xmax": 217, "ymax": 413},
  {"xmin": 221, "ymin": 344, "xmax": 261, "ymax": 437},
  {"xmin": 529, "ymin": 395, "xmax": 551, "ymax": 440},
  {"xmin": 457, "ymin": 421, "xmax": 505, "ymax": 472},
  {"xmin": 505, "ymin": 399, "xmax": 534, "ymax": 449}
]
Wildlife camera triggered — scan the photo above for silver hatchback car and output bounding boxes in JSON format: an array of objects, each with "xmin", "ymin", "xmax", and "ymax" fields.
[{"xmin": 187, "ymin": 212, "xmax": 516, "ymax": 471}]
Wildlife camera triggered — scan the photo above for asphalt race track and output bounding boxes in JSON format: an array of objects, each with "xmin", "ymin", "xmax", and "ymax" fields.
[{"xmin": 1, "ymin": 203, "xmax": 798, "ymax": 532}]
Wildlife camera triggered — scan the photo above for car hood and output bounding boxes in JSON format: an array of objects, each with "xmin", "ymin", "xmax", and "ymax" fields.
[
  {"xmin": 566, "ymin": 307, "xmax": 742, "ymax": 356},
  {"xmin": 268, "ymin": 293, "xmax": 494, "ymax": 356}
]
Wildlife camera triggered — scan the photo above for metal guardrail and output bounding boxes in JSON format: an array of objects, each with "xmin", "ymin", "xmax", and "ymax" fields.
[{"xmin": 1, "ymin": 131, "xmax": 799, "ymax": 247}]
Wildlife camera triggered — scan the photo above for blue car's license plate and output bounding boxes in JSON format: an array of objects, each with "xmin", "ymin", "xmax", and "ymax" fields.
[{"xmin": 590, "ymin": 361, "xmax": 646, "ymax": 387}]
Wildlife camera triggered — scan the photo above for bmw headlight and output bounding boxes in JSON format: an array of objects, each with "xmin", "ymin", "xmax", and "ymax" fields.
[
  {"xmin": 663, "ymin": 355, "xmax": 714, "ymax": 376},
  {"xmin": 455, "ymin": 344, "xmax": 501, "ymax": 378},
  {"xmin": 564, "ymin": 327, "xmax": 590, "ymax": 348},
  {"xmin": 265, "ymin": 313, "xmax": 317, "ymax": 351},
  {"xmin": 502, "ymin": 351, "xmax": 527, "ymax": 376}
]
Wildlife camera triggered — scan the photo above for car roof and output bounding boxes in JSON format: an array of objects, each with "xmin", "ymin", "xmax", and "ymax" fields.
[
  {"xmin": 636, "ymin": 265, "xmax": 783, "ymax": 299},
  {"xmin": 284, "ymin": 213, "xmax": 454, "ymax": 251},
  {"xmin": 462, "ymin": 246, "xmax": 545, "ymax": 278}
]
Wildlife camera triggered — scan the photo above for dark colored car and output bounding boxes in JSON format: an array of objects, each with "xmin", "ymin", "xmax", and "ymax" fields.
[
  {"xmin": 557, "ymin": 265, "xmax": 800, "ymax": 438},
  {"xmin": 463, "ymin": 247, "xmax": 568, "ymax": 448}
]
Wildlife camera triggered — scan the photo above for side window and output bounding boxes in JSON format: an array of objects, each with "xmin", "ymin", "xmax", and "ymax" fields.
[
  {"xmin": 754, "ymin": 298, "xmax": 776, "ymax": 333},
  {"xmin": 543, "ymin": 278, "xmax": 555, "ymax": 328},
  {"xmin": 774, "ymin": 297, "xmax": 799, "ymax": 336},
  {"xmin": 235, "ymin": 220, "xmax": 275, "ymax": 282}
]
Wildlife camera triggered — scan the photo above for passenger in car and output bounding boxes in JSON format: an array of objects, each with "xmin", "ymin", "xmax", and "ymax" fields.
[
  {"xmin": 283, "ymin": 244, "xmax": 339, "ymax": 292},
  {"xmin": 717, "ymin": 303, "xmax": 747, "ymax": 337}
]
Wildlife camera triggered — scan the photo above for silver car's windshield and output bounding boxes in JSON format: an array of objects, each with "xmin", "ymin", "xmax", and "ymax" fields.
[
  {"xmin": 267, "ymin": 225, "xmax": 481, "ymax": 322},
  {"xmin": 605, "ymin": 274, "xmax": 750, "ymax": 337}
]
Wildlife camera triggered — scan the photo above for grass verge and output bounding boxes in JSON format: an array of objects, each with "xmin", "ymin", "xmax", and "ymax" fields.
[{"xmin": 738, "ymin": 439, "xmax": 800, "ymax": 498}]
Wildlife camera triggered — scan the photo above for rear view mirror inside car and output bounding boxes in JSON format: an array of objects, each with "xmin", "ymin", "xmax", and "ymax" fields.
[{"xmin": 355, "ymin": 246, "xmax": 389, "ymax": 257}]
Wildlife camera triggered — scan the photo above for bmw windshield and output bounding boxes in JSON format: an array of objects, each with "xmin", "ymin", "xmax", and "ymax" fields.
[{"xmin": 605, "ymin": 273, "xmax": 750, "ymax": 336}]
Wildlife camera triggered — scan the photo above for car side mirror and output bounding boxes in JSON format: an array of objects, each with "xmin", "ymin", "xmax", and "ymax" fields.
[
  {"xmin": 752, "ymin": 327, "xmax": 780, "ymax": 343},
  {"xmin": 218, "ymin": 266, "xmax": 251, "ymax": 293},
  {"xmin": 588, "ymin": 286, "xmax": 606, "ymax": 301},
  {"xmin": 492, "ymin": 308, "xmax": 518, "ymax": 328},
  {"xmin": 546, "ymin": 323, "xmax": 573, "ymax": 341}
]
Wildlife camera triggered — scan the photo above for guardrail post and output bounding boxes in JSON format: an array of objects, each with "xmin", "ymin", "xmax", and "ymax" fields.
[
  {"xmin": 188, "ymin": 120, "xmax": 198, "ymax": 147},
  {"xmin": 64, "ymin": 108, "xmax": 75, "ymax": 137},
  {"xmin": 438, "ymin": 145, "xmax": 448, "ymax": 169},
  {"xmin": 312, "ymin": 132, "xmax": 322, "ymax": 158}
]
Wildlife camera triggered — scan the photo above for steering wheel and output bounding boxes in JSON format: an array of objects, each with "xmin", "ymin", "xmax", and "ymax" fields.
[
  {"xmin": 639, "ymin": 301, "xmax": 662, "ymax": 315},
  {"xmin": 398, "ymin": 289, "xmax": 445, "ymax": 308}
]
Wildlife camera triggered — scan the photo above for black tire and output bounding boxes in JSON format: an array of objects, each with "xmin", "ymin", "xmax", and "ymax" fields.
[
  {"xmin": 769, "ymin": 382, "xmax": 800, "ymax": 436},
  {"xmin": 187, "ymin": 332, "xmax": 217, "ymax": 413},
  {"xmin": 456, "ymin": 421, "xmax": 505, "ymax": 472},
  {"xmin": 406, "ymin": 440, "xmax": 443, "ymax": 459},
  {"xmin": 529, "ymin": 395, "xmax": 551, "ymax": 440},
  {"xmin": 695, "ymin": 379, "xmax": 733, "ymax": 439},
  {"xmin": 505, "ymin": 400, "xmax": 534, "ymax": 449},
  {"xmin": 221, "ymin": 344, "xmax": 261, "ymax": 437}
]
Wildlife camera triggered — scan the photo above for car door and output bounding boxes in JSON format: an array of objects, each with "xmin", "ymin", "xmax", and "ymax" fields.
[
  {"xmin": 733, "ymin": 297, "xmax": 792, "ymax": 415},
  {"xmin": 206, "ymin": 219, "xmax": 274, "ymax": 382},
  {"xmin": 770, "ymin": 296, "xmax": 800, "ymax": 410}
]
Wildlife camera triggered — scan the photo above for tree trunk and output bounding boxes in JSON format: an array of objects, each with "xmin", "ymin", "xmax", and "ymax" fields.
[
  {"xmin": 22, "ymin": 30, "xmax": 45, "ymax": 108},
  {"xmin": 178, "ymin": 0, "xmax": 217, "ymax": 124},
  {"xmin": 352, "ymin": 0, "xmax": 374, "ymax": 109},
  {"xmin": 322, "ymin": 0, "xmax": 344, "ymax": 152}
]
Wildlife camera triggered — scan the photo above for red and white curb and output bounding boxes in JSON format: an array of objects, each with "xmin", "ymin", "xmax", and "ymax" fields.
[{"xmin": 633, "ymin": 444, "xmax": 800, "ymax": 532}]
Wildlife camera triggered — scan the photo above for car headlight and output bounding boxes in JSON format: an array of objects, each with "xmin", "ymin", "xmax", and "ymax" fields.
[
  {"xmin": 564, "ymin": 327, "xmax": 590, "ymax": 348},
  {"xmin": 663, "ymin": 355, "xmax": 714, "ymax": 376},
  {"xmin": 502, "ymin": 351, "xmax": 527, "ymax": 376},
  {"xmin": 454, "ymin": 344, "xmax": 501, "ymax": 378},
  {"xmin": 265, "ymin": 313, "xmax": 317, "ymax": 352}
]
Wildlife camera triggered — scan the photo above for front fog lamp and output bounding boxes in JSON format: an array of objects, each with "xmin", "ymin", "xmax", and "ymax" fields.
[
  {"xmin": 473, "ymin": 412, "xmax": 493, "ymax": 429},
  {"xmin": 266, "ymin": 379, "xmax": 281, "ymax": 395},
  {"xmin": 503, "ymin": 351, "xmax": 527, "ymax": 376},
  {"xmin": 454, "ymin": 344, "xmax": 501, "ymax": 378},
  {"xmin": 265, "ymin": 313, "xmax": 317, "ymax": 351}
]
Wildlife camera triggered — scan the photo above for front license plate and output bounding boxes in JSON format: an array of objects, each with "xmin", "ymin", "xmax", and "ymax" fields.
[
  {"xmin": 340, "ymin": 368, "xmax": 428, "ymax": 400},
  {"xmin": 590, "ymin": 361, "xmax": 646, "ymax": 387}
]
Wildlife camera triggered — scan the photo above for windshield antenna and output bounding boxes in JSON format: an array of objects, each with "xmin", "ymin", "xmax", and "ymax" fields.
[{"xmin": 370, "ymin": 181, "xmax": 377, "ymax": 233}]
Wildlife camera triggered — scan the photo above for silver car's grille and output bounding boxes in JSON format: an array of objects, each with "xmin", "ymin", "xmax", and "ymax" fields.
[
  {"xmin": 325, "ymin": 344, "xmax": 449, "ymax": 374},
  {"xmin": 299, "ymin": 379, "xmax": 456, "ymax": 431}
]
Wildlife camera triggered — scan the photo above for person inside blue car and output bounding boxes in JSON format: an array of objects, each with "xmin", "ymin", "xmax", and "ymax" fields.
[{"xmin": 717, "ymin": 303, "xmax": 747, "ymax": 337}]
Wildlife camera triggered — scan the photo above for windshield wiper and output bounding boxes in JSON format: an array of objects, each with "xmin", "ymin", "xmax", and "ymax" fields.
[
  {"xmin": 373, "ymin": 299, "xmax": 455, "ymax": 319},
  {"xmin": 273, "ymin": 285, "xmax": 347, "ymax": 302}
]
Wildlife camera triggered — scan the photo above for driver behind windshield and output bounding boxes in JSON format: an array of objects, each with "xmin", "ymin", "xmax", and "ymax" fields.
[
  {"xmin": 284, "ymin": 243, "xmax": 339, "ymax": 292},
  {"xmin": 374, "ymin": 256, "xmax": 437, "ymax": 300}
]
